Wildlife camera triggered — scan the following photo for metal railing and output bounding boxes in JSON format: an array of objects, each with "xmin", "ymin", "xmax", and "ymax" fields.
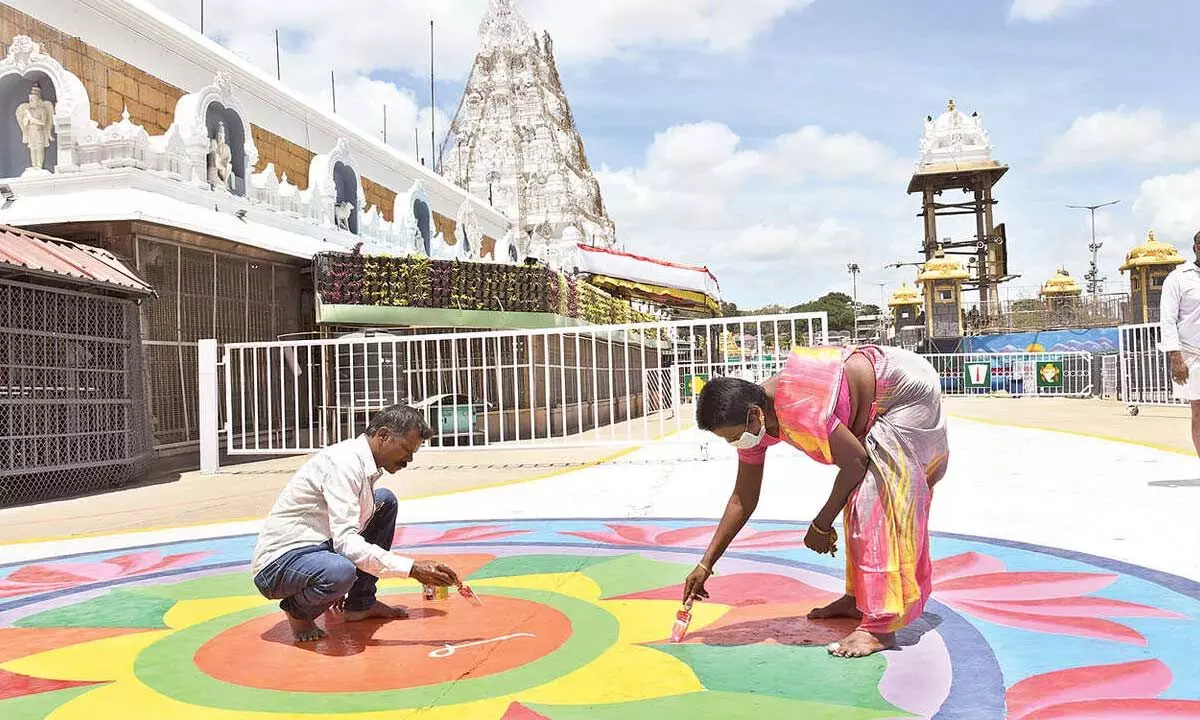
[
  {"xmin": 922, "ymin": 351, "xmax": 1094, "ymax": 397},
  {"xmin": 966, "ymin": 294, "xmax": 1130, "ymax": 334},
  {"xmin": 1118, "ymin": 322, "xmax": 1184, "ymax": 408},
  {"xmin": 199, "ymin": 312, "xmax": 830, "ymax": 469}
]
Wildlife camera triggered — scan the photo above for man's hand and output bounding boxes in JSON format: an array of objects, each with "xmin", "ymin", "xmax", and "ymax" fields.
[
  {"xmin": 1171, "ymin": 352, "xmax": 1190, "ymax": 386},
  {"xmin": 410, "ymin": 560, "xmax": 461, "ymax": 588},
  {"xmin": 682, "ymin": 564, "xmax": 711, "ymax": 605}
]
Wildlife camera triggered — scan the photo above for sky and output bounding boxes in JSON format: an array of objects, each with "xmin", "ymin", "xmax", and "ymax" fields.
[{"xmin": 149, "ymin": 0, "xmax": 1200, "ymax": 309}]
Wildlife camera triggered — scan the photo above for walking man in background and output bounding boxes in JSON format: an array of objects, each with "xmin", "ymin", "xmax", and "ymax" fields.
[
  {"xmin": 1160, "ymin": 230, "xmax": 1200, "ymax": 458},
  {"xmin": 251, "ymin": 405, "xmax": 461, "ymax": 642}
]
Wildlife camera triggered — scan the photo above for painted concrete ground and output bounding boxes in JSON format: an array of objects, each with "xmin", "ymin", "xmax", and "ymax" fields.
[
  {"xmin": 1, "ymin": 419, "xmax": 1199, "ymax": 718},
  {"xmin": 1, "ymin": 518, "xmax": 1198, "ymax": 719}
]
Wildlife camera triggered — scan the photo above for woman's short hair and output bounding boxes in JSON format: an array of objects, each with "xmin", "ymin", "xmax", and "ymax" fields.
[{"xmin": 695, "ymin": 376, "xmax": 767, "ymax": 431}]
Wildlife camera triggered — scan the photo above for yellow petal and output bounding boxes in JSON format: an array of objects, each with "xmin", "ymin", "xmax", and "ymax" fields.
[
  {"xmin": 476, "ymin": 572, "xmax": 602, "ymax": 602},
  {"xmin": 519, "ymin": 643, "xmax": 702, "ymax": 705},
  {"xmin": 163, "ymin": 597, "xmax": 269, "ymax": 629},
  {"xmin": 3, "ymin": 631, "xmax": 166, "ymax": 682},
  {"xmin": 598, "ymin": 599, "xmax": 729, "ymax": 645}
]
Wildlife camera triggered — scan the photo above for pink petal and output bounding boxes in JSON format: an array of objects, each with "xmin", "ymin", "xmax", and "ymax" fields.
[
  {"xmin": 1022, "ymin": 699, "xmax": 1200, "ymax": 719},
  {"xmin": 731, "ymin": 530, "xmax": 807, "ymax": 549},
  {"xmin": 968, "ymin": 597, "xmax": 1186, "ymax": 620},
  {"xmin": 1006, "ymin": 659, "xmax": 1172, "ymax": 720},
  {"xmin": 932, "ymin": 552, "xmax": 1006, "ymax": 584},
  {"xmin": 559, "ymin": 531, "xmax": 647, "ymax": 546},
  {"xmin": 105, "ymin": 551, "xmax": 168, "ymax": 576},
  {"xmin": 145, "ymin": 551, "xmax": 212, "ymax": 574},
  {"xmin": 7, "ymin": 563, "xmax": 122, "ymax": 583},
  {"xmin": 656, "ymin": 526, "xmax": 717, "ymax": 547},
  {"xmin": 435, "ymin": 526, "xmax": 528, "ymax": 543},
  {"xmin": 392, "ymin": 527, "xmax": 443, "ymax": 546},
  {"xmin": 935, "ymin": 572, "xmax": 1116, "ymax": 602},
  {"xmin": 607, "ymin": 524, "xmax": 664, "ymax": 544},
  {"xmin": 953, "ymin": 600, "xmax": 1146, "ymax": 645}
]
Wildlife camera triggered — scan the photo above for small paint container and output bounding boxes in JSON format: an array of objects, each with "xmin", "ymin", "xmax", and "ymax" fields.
[
  {"xmin": 422, "ymin": 584, "xmax": 436, "ymax": 601},
  {"xmin": 670, "ymin": 606, "xmax": 692, "ymax": 643},
  {"xmin": 434, "ymin": 585, "xmax": 450, "ymax": 601}
]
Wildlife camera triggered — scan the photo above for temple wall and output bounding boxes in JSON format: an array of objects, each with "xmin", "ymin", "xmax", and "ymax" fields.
[{"xmin": 3, "ymin": 0, "xmax": 509, "ymax": 240}]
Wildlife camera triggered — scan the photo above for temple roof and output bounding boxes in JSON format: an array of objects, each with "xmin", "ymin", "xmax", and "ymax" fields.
[
  {"xmin": 480, "ymin": 0, "xmax": 536, "ymax": 52},
  {"xmin": 918, "ymin": 253, "xmax": 970, "ymax": 283},
  {"xmin": 910, "ymin": 98, "xmax": 1007, "ymax": 190},
  {"xmin": 1039, "ymin": 267, "xmax": 1082, "ymax": 297},
  {"xmin": 887, "ymin": 283, "xmax": 922, "ymax": 307},
  {"xmin": 1120, "ymin": 230, "xmax": 1186, "ymax": 271}
]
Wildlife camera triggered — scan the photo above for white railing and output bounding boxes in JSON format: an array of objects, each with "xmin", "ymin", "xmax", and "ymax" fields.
[
  {"xmin": 1118, "ymin": 322, "xmax": 1183, "ymax": 408},
  {"xmin": 923, "ymin": 352, "xmax": 1094, "ymax": 397},
  {"xmin": 199, "ymin": 312, "xmax": 829, "ymax": 471},
  {"xmin": 1100, "ymin": 353, "xmax": 1119, "ymax": 400}
]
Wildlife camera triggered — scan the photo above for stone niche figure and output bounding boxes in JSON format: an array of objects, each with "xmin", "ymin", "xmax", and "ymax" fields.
[
  {"xmin": 207, "ymin": 120, "xmax": 235, "ymax": 192},
  {"xmin": 334, "ymin": 200, "xmax": 353, "ymax": 231},
  {"xmin": 15, "ymin": 84, "xmax": 55, "ymax": 172}
]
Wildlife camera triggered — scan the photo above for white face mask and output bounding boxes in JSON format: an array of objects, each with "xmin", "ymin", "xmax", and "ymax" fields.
[{"xmin": 730, "ymin": 408, "xmax": 767, "ymax": 450}]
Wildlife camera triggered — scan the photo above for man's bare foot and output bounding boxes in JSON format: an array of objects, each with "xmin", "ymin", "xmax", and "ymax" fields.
[
  {"xmin": 343, "ymin": 600, "xmax": 409, "ymax": 623},
  {"xmin": 827, "ymin": 628, "xmax": 894, "ymax": 658},
  {"xmin": 807, "ymin": 594, "xmax": 862, "ymax": 620},
  {"xmin": 287, "ymin": 614, "xmax": 326, "ymax": 642}
]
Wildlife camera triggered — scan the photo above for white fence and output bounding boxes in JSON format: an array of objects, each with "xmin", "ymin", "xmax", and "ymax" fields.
[
  {"xmin": 923, "ymin": 352, "xmax": 1094, "ymax": 397},
  {"xmin": 198, "ymin": 312, "xmax": 830, "ymax": 471},
  {"xmin": 1118, "ymin": 322, "xmax": 1183, "ymax": 409}
]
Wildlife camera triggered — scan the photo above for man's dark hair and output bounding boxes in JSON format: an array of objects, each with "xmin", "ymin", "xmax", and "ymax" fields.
[
  {"xmin": 696, "ymin": 376, "xmax": 767, "ymax": 431},
  {"xmin": 1193, "ymin": 229, "xmax": 1200, "ymax": 243},
  {"xmin": 366, "ymin": 404, "xmax": 434, "ymax": 440}
]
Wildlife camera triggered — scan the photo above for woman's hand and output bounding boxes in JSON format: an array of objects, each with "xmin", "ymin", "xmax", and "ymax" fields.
[
  {"xmin": 682, "ymin": 564, "xmax": 712, "ymax": 605},
  {"xmin": 804, "ymin": 523, "xmax": 838, "ymax": 557}
]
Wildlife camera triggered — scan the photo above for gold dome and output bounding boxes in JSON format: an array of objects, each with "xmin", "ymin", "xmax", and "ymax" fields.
[
  {"xmin": 888, "ymin": 283, "xmax": 922, "ymax": 307},
  {"xmin": 1120, "ymin": 230, "xmax": 1186, "ymax": 272},
  {"xmin": 917, "ymin": 253, "xmax": 970, "ymax": 283},
  {"xmin": 1039, "ymin": 267, "xmax": 1082, "ymax": 297}
]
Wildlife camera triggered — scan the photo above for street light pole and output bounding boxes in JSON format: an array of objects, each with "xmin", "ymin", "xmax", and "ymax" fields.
[
  {"xmin": 1067, "ymin": 200, "xmax": 1120, "ymax": 296},
  {"xmin": 847, "ymin": 263, "xmax": 860, "ymax": 342}
]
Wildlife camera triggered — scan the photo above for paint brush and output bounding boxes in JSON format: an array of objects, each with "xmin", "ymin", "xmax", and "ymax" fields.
[
  {"xmin": 458, "ymin": 584, "xmax": 484, "ymax": 606},
  {"xmin": 670, "ymin": 604, "xmax": 692, "ymax": 643}
]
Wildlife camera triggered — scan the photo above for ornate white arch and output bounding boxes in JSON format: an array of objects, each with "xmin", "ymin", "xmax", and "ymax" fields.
[
  {"xmin": 308, "ymin": 138, "xmax": 365, "ymax": 232},
  {"xmin": 455, "ymin": 200, "xmax": 485, "ymax": 260},
  {"xmin": 172, "ymin": 71, "xmax": 260, "ymax": 187},
  {"xmin": 394, "ymin": 179, "xmax": 435, "ymax": 255},
  {"xmin": 0, "ymin": 36, "xmax": 99, "ymax": 173}
]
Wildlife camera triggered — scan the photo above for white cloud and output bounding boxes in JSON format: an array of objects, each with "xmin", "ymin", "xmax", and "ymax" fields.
[
  {"xmin": 1133, "ymin": 169, "xmax": 1200, "ymax": 244},
  {"xmin": 1044, "ymin": 107, "xmax": 1200, "ymax": 170},
  {"xmin": 1009, "ymin": 0, "xmax": 1104, "ymax": 22},
  {"xmin": 597, "ymin": 122, "xmax": 917, "ymax": 306}
]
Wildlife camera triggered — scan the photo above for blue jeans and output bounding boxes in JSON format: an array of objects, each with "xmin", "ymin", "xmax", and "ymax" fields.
[{"xmin": 252, "ymin": 488, "xmax": 398, "ymax": 621}]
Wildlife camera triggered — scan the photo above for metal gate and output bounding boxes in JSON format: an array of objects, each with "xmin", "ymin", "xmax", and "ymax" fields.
[
  {"xmin": 1118, "ymin": 322, "xmax": 1184, "ymax": 408},
  {"xmin": 199, "ymin": 312, "xmax": 829, "ymax": 470}
]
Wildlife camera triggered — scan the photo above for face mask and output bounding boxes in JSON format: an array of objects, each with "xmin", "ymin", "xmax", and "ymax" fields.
[{"xmin": 730, "ymin": 408, "xmax": 767, "ymax": 450}]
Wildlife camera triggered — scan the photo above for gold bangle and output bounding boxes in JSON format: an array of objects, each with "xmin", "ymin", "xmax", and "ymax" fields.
[
  {"xmin": 696, "ymin": 561, "xmax": 712, "ymax": 574},
  {"xmin": 809, "ymin": 522, "xmax": 835, "ymax": 537}
]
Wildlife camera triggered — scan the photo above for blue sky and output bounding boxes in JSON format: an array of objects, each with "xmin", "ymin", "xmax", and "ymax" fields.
[{"xmin": 156, "ymin": 0, "xmax": 1200, "ymax": 308}]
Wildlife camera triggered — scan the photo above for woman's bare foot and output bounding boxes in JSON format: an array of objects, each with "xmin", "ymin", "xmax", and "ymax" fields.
[
  {"xmin": 807, "ymin": 594, "xmax": 862, "ymax": 620},
  {"xmin": 827, "ymin": 628, "xmax": 894, "ymax": 658},
  {"xmin": 343, "ymin": 600, "xmax": 409, "ymax": 623},
  {"xmin": 287, "ymin": 614, "xmax": 326, "ymax": 642}
]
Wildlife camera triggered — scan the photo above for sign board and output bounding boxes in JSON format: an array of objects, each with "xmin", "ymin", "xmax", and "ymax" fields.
[
  {"xmin": 964, "ymin": 362, "xmax": 991, "ymax": 390},
  {"xmin": 1036, "ymin": 361, "xmax": 1064, "ymax": 389}
]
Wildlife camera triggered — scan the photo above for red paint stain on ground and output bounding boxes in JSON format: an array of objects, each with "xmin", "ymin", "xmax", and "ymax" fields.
[
  {"xmin": 0, "ymin": 668, "xmax": 100, "ymax": 700},
  {"xmin": 194, "ymin": 592, "xmax": 571, "ymax": 692}
]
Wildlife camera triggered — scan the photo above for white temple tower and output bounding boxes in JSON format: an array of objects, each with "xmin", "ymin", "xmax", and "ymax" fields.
[{"xmin": 439, "ymin": 0, "xmax": 617, "ymax": 250}]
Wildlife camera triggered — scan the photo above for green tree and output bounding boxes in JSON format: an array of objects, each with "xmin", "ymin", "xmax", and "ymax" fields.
[{"xmin": 788, "ymin": 292, "xmax": 855, "ymax": 331}]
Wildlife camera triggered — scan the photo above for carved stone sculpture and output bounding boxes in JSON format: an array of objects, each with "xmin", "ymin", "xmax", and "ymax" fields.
[
  {"xmin": 334, "ymin": 200, "xmax": 353, "ymax": 230},
  {"xmin": 15, "ymin": 84, "xmax": 55, "ymax": 171},
  {"xmin": 207, "ymin": 120, "xmax": 235, "ymax": 191}
]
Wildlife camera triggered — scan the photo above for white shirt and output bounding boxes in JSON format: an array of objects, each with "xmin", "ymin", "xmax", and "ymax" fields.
[
  {"xmin": 250, "ymin": 436, "xmax": 414, "ymax": 578},
  {"xmin": 1159, "ymin": 263, "xmax": 1200, "ymax": 356}
]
